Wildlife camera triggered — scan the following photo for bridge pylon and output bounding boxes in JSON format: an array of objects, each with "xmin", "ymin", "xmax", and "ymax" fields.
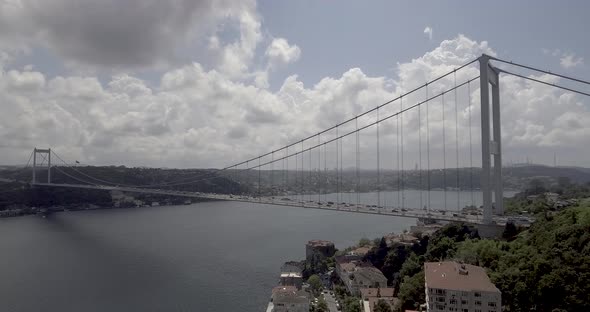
[
  {"xmin": 32, "ymin": 148, "xmax": 52, "ymax": 184},
  {"xmin": 479, "ymin": 54, "xmax": 503, "ymax": 224}
]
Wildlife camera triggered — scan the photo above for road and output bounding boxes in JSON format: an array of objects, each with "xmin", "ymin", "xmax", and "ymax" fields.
[
  {"xmin": 323, "ymin": 292, "xmax": 339, "ymax": 312},
  {"xmin": 31, "ymin": 182, "xmax": 535, "ymax": 226}
]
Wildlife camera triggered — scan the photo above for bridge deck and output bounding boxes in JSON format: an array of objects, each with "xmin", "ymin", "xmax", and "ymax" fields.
[{"xmin": 32, "ymin": 182, "xmax": 518, "ymax": 225}]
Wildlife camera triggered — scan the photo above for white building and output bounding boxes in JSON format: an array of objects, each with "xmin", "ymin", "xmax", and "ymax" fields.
[{"xmin": 424, "ymin": 262, "xmax": 501, "ymax": 312}]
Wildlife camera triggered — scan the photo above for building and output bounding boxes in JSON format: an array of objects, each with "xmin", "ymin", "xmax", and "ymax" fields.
[
  {"xmin": 360, "ymin": 288, "xmax": 398, "ymax": 312},
  {"xmin": 348, "ymin": 246, "xmax": 371, "ymax": 257},
  {"xmin": 305, "ymin": 240, "xmax": 336, "ymax": 262},
  {"xmin": 336, "ymin": 258, "xmax": 388, "ymax": 296},
  {"xmin": 270, "ymin": 286, "xmax": 310, "ymax": 312},
  {"xmin": 279, "ymin": 261, "xmax": 303, "ymax": 289},
  {"xmin": 424, "ymin": 261, "xmax": 501, "ymax": 312},
  {"xmin": 280, "ymin": 272, "xmax": 303, "ymax": 290}
]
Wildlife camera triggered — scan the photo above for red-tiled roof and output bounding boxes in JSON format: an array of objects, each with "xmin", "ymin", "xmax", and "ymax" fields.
[{"xmin": 424, "ymin": 261, "xmax": 500, "ymax": 293}]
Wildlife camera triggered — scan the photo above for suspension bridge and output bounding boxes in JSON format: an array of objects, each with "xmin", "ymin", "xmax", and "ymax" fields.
[{"xmin": 23, "ymin": 54, "xmax": 590, "ymax": 226}]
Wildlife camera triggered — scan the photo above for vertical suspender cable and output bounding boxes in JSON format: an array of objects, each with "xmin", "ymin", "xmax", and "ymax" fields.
[
  {"xmin": 442, "ymin": 91, "xmax": 447, "ymax": 210},
  {"xmin": 270, "ymin": 151, "xmax": 275, "ymax": 203},
  {"xmin": 426, "ymin": 83, "xmax": 431, "ymax": 211},
  {"xmin": 336, "ymin": 126, "xmax": 340, "ymax": 204},
  {"xmin": 340, "ymin": 126, "xmax": 344, "ymax": 203},
  {"xmin": 318, "ymin": 134, "xmax": 321, "ymax": 205},
  {"xmin": 308, "ymin": 144, "xmax": 313, "ymax": 202},
  {"xmin": 355, "ymin": 117, "xmax": 360, "ymax": 210},
  {"xmin": 419, "ymin": 85, "xmax": 423, "ymax": 210},
  {"xmin": 296, "ymin": 142, "xmax": 299, "ymax": 204},
  {"xmin": 468, "ymin": 81, "xmax": 474, "ymax": 208},
  {"xmin": 324, "ymin": 142, "xmax": 327, "ymax": 206},
  {"xmin": 258, "ymin": 156, "xmax": 261, "ymax": 201},
  {"xmin": 246, "ymin": 160, "xmax": 249, "ymax": 196},
  {"xmin": 286, "ymin": 146, "xmax": 289, "ymax": 197},
  {"xmin": 376, "ymin": 107, "xmax": 381, "ymax": 208},
  {"xmin": 396, "ymin": 100, "xmax": 400, "ymax": 209},
  {"xmin": 454, "ymin": 70, "xmax": 460, "ymax": 210},
  {"xmin": 400, "ymin": 96, "xmax": 405, "ymax": 209},
  {"xmin": 300, "ymin": 141, "xmax": 304, "ymax": 205}
]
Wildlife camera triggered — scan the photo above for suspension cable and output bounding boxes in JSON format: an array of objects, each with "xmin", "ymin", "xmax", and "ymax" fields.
[
  {"xmin": 498, "ymin": 68, "xmax": 590, "ymax": 97},
  {"xmin": 55, "ymin": 77, "xmax": 479, "ymax": 192},
  {"xmin": 490, "ymin": 56, "xmax": 590, "ymax": 86}
]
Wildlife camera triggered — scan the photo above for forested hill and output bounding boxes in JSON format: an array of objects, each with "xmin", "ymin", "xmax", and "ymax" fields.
[{"xmin": 0, "ymin": 166, "xmax": 244, "ymax": 210}]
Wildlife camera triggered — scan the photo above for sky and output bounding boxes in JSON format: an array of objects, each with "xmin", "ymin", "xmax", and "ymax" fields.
[{"xmin": 0, "ymin": 0, "xmax": 589, "ymax": 169}]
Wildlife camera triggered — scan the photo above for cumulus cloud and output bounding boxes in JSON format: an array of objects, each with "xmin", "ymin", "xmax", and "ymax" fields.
[
  {"xmin": 560, "ymin": 53, "xmax": 584, "ymax": 69},
  {"xmin": 423, "ymin": 26, "xmax": 433, "ymax": 40},
  {"xmin": 0, "ymin": 0, "xmax": 258, "ymax": 70},
  {"xmin": 0, "ymin": 28, "xmax": 588, "ymax": 168},
  {"xmin": 265, "ymin": 38, "xmax": 301, "ymax": 68}
]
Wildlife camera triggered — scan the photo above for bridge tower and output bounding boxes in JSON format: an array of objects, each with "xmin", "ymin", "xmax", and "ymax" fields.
[
  {"xmin": 32, "ymin": 148, "xmax": 51, "ymax": 184},
  {"xmin": 479, "ymin": 54, "xmax": 503, "ymax": 224}
]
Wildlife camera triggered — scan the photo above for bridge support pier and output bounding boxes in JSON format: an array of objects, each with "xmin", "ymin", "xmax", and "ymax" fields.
[
  {"xmin": 32, "ymin": 148, "xmax": 51, "ymax": 184},
  {"xmin": 479, "ymin": 55, "xmax": 503, "ymax": 224}
]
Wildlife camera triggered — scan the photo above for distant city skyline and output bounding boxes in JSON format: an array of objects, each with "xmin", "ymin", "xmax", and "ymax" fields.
[{"xmin": 0, "ymin": 0, "xmax": 588, "ymax": 168}]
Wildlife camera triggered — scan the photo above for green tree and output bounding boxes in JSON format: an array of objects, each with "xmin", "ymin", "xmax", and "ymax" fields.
[
  {"xmin": 502, "ymin": 222, "xmax": 519, "ymax": 241},
  {"xmin": 308, "ymin": 274, "xmax": 323, "ymax": 294},
  {"xmin": 373, "ymin": 299, "xmax": 393, "ymax": 312},
  {"xmin": 316, "ymin": 296, "xmax": 328, "ymax": 312},
  {"xmin": 397, "ymin": 270, "xmax": 425, "ymax": 311},
  {"xmin": 343, "ymin": 297, "xmax": 361, "ymax": 312},
  {"xmin": 359, "ymin": 237, "xmax": 372, "ymax": 247}
]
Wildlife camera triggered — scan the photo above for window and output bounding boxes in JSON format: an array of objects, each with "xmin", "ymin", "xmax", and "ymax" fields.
[
  {"xmin": 437, "ymin": 296, "xmax": 445, "ymax": 303},
  {"xmin": 475, "ymin": 300, "xmax": 482, "ymax": 306},
  {"xmin": 436, "ymin": 289, "xmax": 446, "ymax": 295},
  {"xmin": 450, "ymin": 299, "xmax": 457, "ymax": 305},
  {"xmin": 475, "ymin": 309, "xmax": 481, "ymax": 312},
  {"xmin": 474, "ymin": 292, "xmax": 481, "ymax": 297},
  {"xmin": 463, "ymin": 309, "xmax": 469, "ymax": 312},
  {"xmin": 461, "ymin": 300, "xmax": 467, "ymax": 305},
  {"xmin": 488, "ymin": 302, "xmax": 497, "ymax": 307},
  {"xmin": 436, "ymin": 304, "xmax": 445, "ymax": 310}
]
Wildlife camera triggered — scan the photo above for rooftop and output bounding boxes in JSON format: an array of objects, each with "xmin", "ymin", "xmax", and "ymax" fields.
[
  {"xmin": 424, "ymin": 261, "xmax": 500, "ymax": 293},
  {"xmin": 349, "ymin": 246, "xmax": 371, "ymax": 256},
  {"xmin": 354, "ymin": 266, "xmax": 387, "ymax": 282},
  {"xmin": 271, "ymin": 286, "xmax": 310, "ymax": 304},
  {"xmin": 360, "ymin": 287, "xmax": 395, "ymax": 299},
  {"xmin": 307, "ymin": 240, "xmax": 334, "ymax": 247}
]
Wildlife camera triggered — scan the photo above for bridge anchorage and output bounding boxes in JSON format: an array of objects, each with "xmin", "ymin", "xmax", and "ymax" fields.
[{"xmin": 27, "ymin": 54, "xmax": 590, "ymax": 227}]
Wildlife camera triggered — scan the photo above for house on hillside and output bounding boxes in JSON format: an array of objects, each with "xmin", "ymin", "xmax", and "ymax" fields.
[{"xmin": 424, "ymin": 261, "xmax": 501, "ymax": 312}]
